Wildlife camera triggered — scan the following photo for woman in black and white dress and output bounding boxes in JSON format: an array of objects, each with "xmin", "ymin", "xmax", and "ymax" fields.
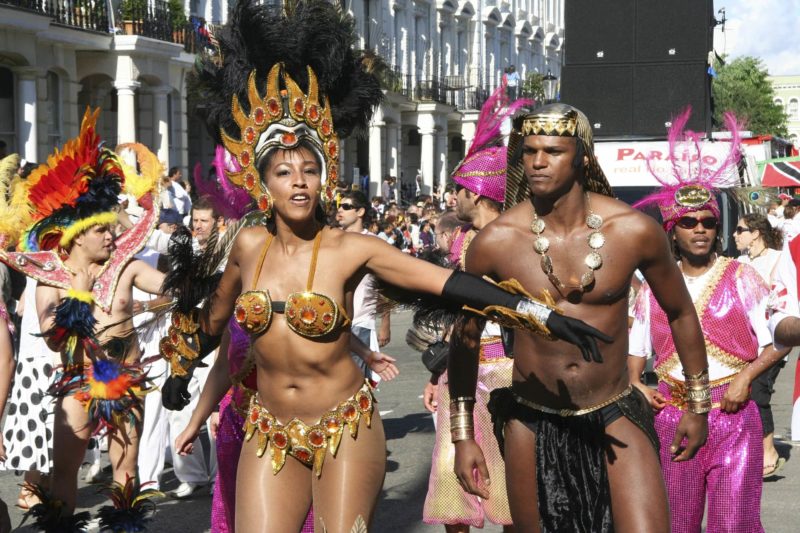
[{"xmin": 0, "ymin": 277, "xmax": 57, "ymax": 508}]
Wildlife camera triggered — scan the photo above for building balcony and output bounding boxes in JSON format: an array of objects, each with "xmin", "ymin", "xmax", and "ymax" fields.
[
  {"xmin": 117, "ymin": 2, "xmax": 209, "ymax": 54},
  {"xmin": 0, "ymin": 0, "xmax": 110, "ymax": 33},
  {"xmin": 0, "ymin": 0, "xmax": 209, "ymax": 53}
]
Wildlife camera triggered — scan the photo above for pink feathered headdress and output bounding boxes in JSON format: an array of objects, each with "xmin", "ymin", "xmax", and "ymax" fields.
[
  {"xmin": 193, "ymin": 146, "xmax": 253, "ymax": 219},
  {"xmin": 633, "ymin": 107, "xmax": 742, "ymax": 231},
  {"xmin": 451, "ymin": 80, "xmax": 534, "ymax": 203}
]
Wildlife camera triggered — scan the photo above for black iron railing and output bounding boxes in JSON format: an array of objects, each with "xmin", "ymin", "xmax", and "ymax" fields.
[
  {"xmin": 118, "ymin": 0, "xmax": 172, "ymax": 41},
  {"xmin": 0, "ymin": 0, "xmax": 110, "ymax": 33},
  {"xmin": 380, "ymin": 66, "xmax": 413, "ymax": 99}
]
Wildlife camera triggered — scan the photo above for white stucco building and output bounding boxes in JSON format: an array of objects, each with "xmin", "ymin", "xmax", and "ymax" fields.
[
  {"xmin": 1, "ymin": 0, "xmax": 563, "ymax": 199},
  {"xmin": 770, "ymin": 74, "xmax": 800, "ymax": 146}
]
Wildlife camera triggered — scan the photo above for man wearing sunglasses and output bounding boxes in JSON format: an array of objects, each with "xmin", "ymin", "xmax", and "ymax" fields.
[
  {"xmin": 449, "ymin": 103, "xmax": 709, "ymax": 532},
  {"xmin": 335, "ymin": 191, "xmax": 395, "ymax": 380},
  {"xmin": 630, "ymin": 195, "xmax": 782, "ymax": 530}
]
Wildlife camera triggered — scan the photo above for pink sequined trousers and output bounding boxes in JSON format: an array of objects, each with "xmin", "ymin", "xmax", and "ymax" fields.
[
  {"xmin": 423, "ymin": 343, "xmax": 512, "ymax": 527},
  {"xmin": 211, "ymin": 391, "xmax": 241, "ymax": 533},
  {"xmin": 655, "ymin": 382, "xmax": 764, "ymax": 533}
]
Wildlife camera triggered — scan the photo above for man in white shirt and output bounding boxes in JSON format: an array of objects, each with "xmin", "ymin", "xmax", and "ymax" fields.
[
  {"xmin": 335, "ymin": 191, "xmax": 393, "ymax": 377},
  {"xmin": 505, "ymin": 65, "xmax": 520, "ymax": 100},
  {"xmin": 629, "ymin": 208, "xmax": 784, "ymax": 532}
]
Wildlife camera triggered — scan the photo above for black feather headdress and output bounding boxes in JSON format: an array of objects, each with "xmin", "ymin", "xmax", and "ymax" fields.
[{"xmin": 191, "ymin": 0, "xmax": 384, "ymax": 145}]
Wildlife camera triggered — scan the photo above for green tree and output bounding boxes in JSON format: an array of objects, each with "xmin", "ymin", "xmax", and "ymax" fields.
[
  {"xmin": 712, "ymin": 55, "xmax": 788, "ymax": 137},
  {"xmin": 522, "ymin": 72, "xmax": 545, "ymax": 102}
]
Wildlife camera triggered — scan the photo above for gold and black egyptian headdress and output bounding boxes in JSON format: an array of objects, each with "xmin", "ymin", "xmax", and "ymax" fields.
[{"xmin": 505, "ymin": 103, "xmax": 613, "ymax": 209}]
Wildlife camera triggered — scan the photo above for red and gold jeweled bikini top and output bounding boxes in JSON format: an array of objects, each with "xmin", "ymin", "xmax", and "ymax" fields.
[{"xmin": 233, "ymin": 230, "xmax": 349, "ymax": 338}]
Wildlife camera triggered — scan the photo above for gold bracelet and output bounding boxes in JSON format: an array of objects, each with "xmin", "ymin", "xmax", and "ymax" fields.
[
  {"xmin": 451, "ymin": 425, "xmax": 475, "ymax": 442},
  {"xmin": 683, "ymin": 368, "xmax": 711, "ymax": 414},
  {"xmin": 450, "ymin": 403, "xmax": 475, "ymax": 442}
]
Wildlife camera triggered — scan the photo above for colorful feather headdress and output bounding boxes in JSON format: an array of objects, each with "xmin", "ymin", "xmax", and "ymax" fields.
[
  {"xmin": 633, "ymin": 107, "xmax": 742, "ymax": 230},
  {"xmin": 451, "ymin": 80, "xmax": 534, "ymax": 203},
  {"xmin": 0, "ymin": 107, "xmax": 162, "ymax": 311},
  {"xmin": 190, "ymin": 0, "xmax": 384, "ymax": 214}
]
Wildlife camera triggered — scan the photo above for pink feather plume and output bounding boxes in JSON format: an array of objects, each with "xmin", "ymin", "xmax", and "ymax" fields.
[
  {"xmin": 192, "ymin": 147, "xmax": 253, "ymax": 220},
  {"xmin": 633, "ymin": 106, "xmax": 742, "ymax": 218},
  {"xmin": 468, "ymin": 79, "xmax": 535, "ymax": 157}
]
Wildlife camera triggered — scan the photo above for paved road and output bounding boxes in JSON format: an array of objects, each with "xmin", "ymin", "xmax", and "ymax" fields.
[{"xmin": 2, "ymin": 310, "xmax": 798, "ymax": 531}]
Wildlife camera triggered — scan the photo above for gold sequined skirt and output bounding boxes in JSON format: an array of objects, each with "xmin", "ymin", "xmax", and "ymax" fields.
[{"xmin": 244, "ymin": 380, "xmax": 375, "ymax": 477}]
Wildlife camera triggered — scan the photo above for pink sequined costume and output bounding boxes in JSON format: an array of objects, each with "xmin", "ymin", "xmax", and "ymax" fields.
[
  {"xmin": 632, "ymin": 258, "xmax": 768, "ymax": 533},
  {"xmin": 630, "ymin": 108, "xmax": 769, "ymax": 533},
  {"xmin": 211, "ymin": 319, "xmax": 314, "ymax": 533},
  {"xmin": 424, "ymin": 84, "xmax": 532, "ymax": 526}
]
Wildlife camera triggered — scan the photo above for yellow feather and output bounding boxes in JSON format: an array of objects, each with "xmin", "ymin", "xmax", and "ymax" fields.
[
  {"xmin": 0, "ymin": 154, "xmax": 19, "ymax": 205},
  {"xmin": 0, "ymin": 154, "xmax": 33, "ymax": 245},
  {"xmin": 116, "ymin": 143, "xmax": 163, "ymax": 199}
]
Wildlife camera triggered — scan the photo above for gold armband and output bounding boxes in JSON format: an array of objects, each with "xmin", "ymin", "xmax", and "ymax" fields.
[
  {"xmin": 683, "ymin": 368, "xmax": 712, "ymax": 414},
  {"xmin": 463, "ymin": 278, "xmax": 562, "ymax": 340},
  {"xmin": 450, "ymin": 398, "xmax": 475, "ymax": 442},
  {"xmin": 159, "ymin": 309, "xmax": 202, "ymax": 377}
]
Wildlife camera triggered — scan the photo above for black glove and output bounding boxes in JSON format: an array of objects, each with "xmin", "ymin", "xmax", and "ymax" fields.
[
  {"xmin": 162, "ymin": 373, "xmax": 193, "ymax": 410},
  {"xmin": 546, "ymin": 314, "xmax": 613, "ymax": 363}
]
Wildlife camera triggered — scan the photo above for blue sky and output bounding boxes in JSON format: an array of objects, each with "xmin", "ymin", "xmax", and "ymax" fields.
[{"xmin": 713, "ymin": 0, "xmax": 800, "ymax": 76}]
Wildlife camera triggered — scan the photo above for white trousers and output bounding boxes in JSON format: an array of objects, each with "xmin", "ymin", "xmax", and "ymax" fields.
[
  {"xmin": 133, "ymin": 278, "xmax": 217, "ymax": 489},
  {"xmin": 137, "ymin": 357, "xmax": 217, "ymax": 488}
]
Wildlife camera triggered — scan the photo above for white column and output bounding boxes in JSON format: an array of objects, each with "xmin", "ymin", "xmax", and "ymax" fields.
[
  {"xmin": 419, "ymin": 128, "xmax": 435, "ymax": 195},
  {"xmin": 435, "ymin": 131, "xmax": 448, "ymax": 188},
  {"xmin": 386, "ymin": 123, "xmax": 401, "ymax": 181},
  {"xmin": 16, "ymin": 68, "xmax": 39, "ymax": 163},
  {"xmin": 114, "ymin": 80, "xmax": 140, "ymax": 144},
  {"xmin": 66, "ymin": 81, "xmax": 82, "ymax": 139},
  {"xmin": 339, "ymin": 138, "xmax": 348, "ymax": 186},
  {"xmin": 178, "ymin": 77, "xmax": 189, "ymax": 175},
  {"xmin": 150, "ymin": 86, "xmax": 171, "ymax": 168},
  {"xmin": 461, "ymin": 111, "xmax": 478, "ymax": 151},
  {"xmin": 368, "ymin": 121, "xmax": 384, "ymax": 194}
]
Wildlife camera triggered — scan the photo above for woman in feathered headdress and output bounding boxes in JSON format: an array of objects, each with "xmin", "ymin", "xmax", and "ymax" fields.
[
  {"xmin": 158, "ymin": 1, "xmax": 610, "ymax": 530},
  {"xmin": 0, "ymin": 110, "xmax": 166, "ymax": 530}
]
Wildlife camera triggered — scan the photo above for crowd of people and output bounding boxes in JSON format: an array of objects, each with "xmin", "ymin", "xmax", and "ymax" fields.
[{"xmin": 0, "ymin": 1, "xmax": 799, "ymax": 532}]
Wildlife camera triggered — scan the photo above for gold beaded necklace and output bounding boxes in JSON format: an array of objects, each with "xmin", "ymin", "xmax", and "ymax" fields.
[{"xmin": 530, "ymin": 192, "xmax": 605, "ymax": 293}]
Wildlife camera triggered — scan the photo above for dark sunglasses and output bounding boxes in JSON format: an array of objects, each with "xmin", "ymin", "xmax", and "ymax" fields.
[
  {"xmin": 676, "ymin": 216, "xmax": 717, "ymax": 230},
  {"xmin": 734, "ymin": 226, "xmax": 751, "ymax": 234},
  {"xmin": 338, "ymin": 203, "xmax": 358, "ymax": 211}
]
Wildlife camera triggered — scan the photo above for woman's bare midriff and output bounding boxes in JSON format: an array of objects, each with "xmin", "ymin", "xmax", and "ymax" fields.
[{"xmin": 251, "ymin": 320, "xmax": 365, "ymax": 423}]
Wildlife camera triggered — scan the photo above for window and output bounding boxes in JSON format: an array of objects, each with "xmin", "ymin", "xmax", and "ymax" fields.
[
  {"xmin": 0, "ymin": 67, "xmax": 15, "ymax": 153},
  {"xmin": 45, "ymin": 71, "xmax": 62, "ymax": 147},
  {"xmin": 789, "ymin": 99, "xmax": 799, "ymax": 120}
]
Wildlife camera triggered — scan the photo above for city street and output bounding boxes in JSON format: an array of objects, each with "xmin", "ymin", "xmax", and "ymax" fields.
[{"xmin": 2, "ymin": 309, "xmax": 798, "ymax": 532}]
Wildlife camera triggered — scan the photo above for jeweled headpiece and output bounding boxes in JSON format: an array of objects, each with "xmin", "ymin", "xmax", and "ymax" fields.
[
  {"xmin": 221, "ymin": 65, "xmax": 339, "ymax": 211},
  {"xmin": 0, "ymin": 108, "xmax": 161, "ymax": 311},
  {"xmin": 505, "ymin": 103, "xmax": 613, "ymax": 209},
  {"xmin": 451, "ymin": 80, "xmax": 533, "ymax": 203},
  {"xmin": 633, "ymin": 108, "xmax": 741, "ymax": 231},
  {"xmin": 190, "ymin": 0, "xmax": 383, "ymax": 215}
]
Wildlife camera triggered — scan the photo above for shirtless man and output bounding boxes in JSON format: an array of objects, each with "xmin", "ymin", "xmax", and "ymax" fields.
[
  {"xmin": 37, "ymin": 223, "xmax": 165, "ymax": 513},
  {"xmin": 449, "ymin": 104, "xmax": 709, "ymax": 532}
]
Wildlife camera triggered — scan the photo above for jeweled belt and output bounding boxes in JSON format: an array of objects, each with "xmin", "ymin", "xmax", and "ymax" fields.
[
  {"xmin": 512, "ymin": 385, "xmax": 632, "ymax": 417},
  {"xmin": 244, "ymin": 380, "xmax": 375, "ymax": 476}
]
